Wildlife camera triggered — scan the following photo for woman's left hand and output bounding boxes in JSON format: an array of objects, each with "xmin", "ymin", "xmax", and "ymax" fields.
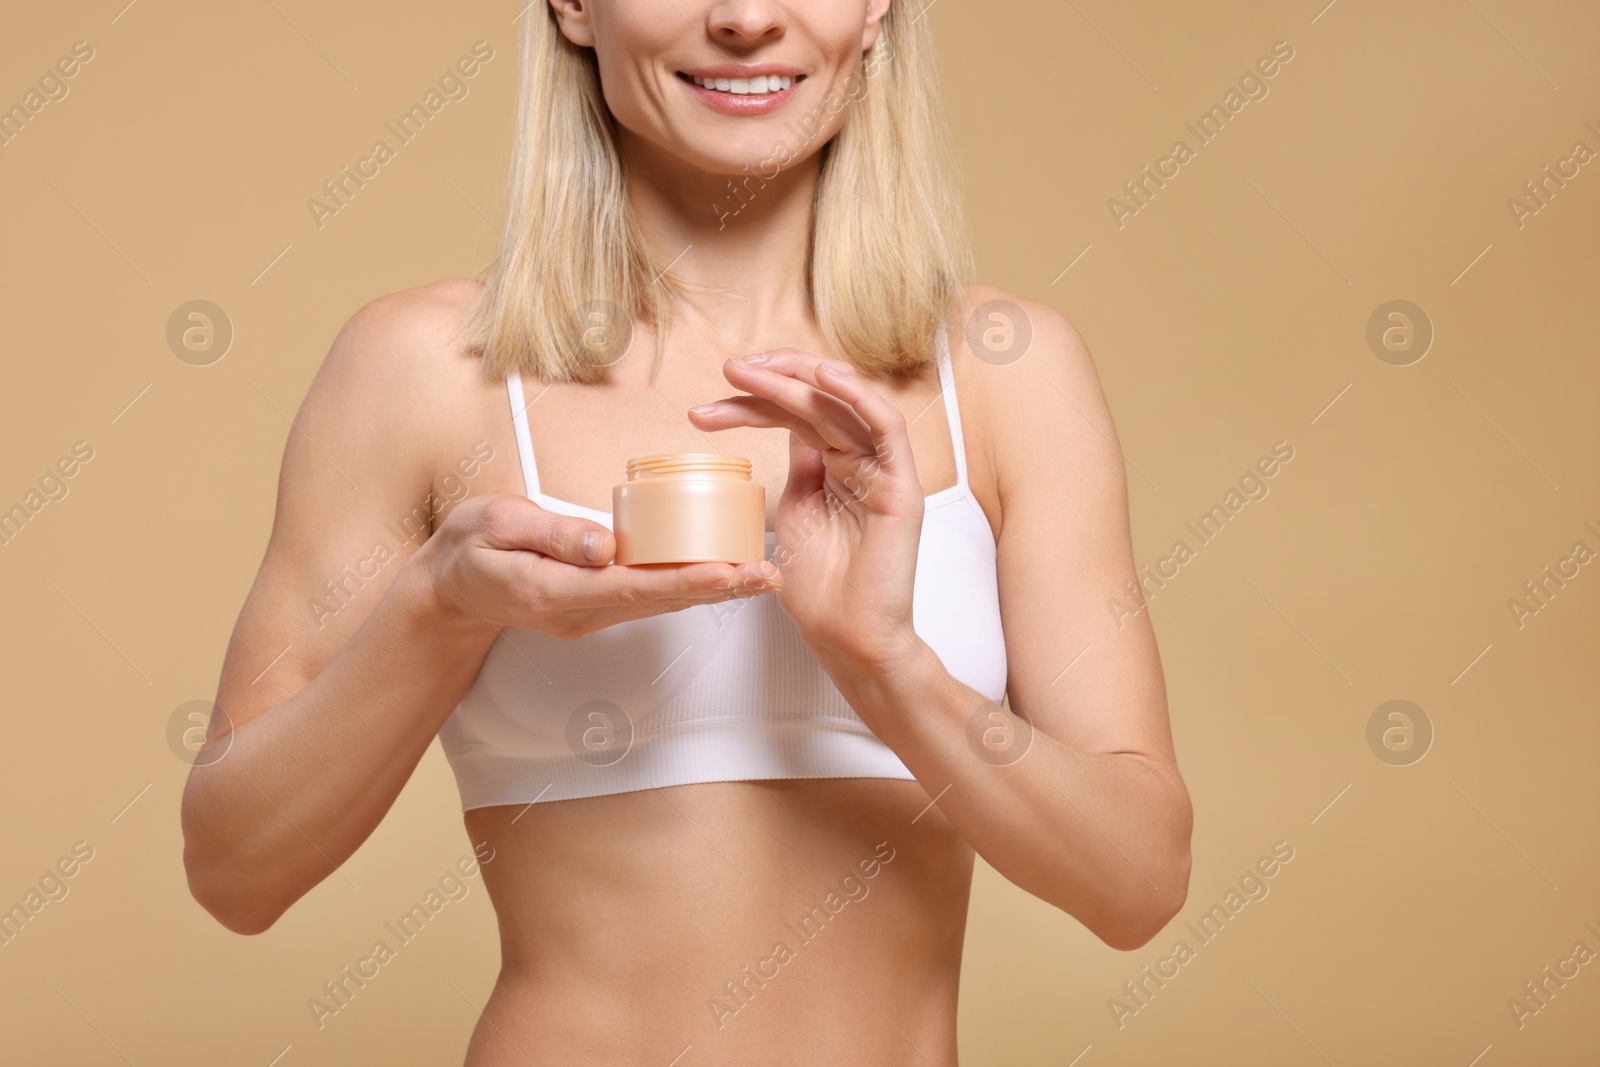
[{"xmin": 688, "ymin": 349, "xmax": 926, "ymax": 673}]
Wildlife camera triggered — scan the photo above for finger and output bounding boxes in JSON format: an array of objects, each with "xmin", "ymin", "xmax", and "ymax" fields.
[
  {"xmin": 780, "ymin": 427, "xmax": 826, "ymax": 515},
  {"xmin": 687, "ymin": 395, "xmax": 833, "ymax": 453},
  {"xmin": 718, "ymin": 358, "xmax": 875, "ymax": 455},
  {"xmin": 730, "ymin": 348, "xmax": 860, "ymax": 384},
  {"xmin": 478, "ymin": 495, "xmax": 615, "ymax": 566},
  {"xmin": 543, "ymin": 557, "xmax": 783, "ymax": 614},
  {"xmin": 722, "ymin": 349, "xmax": 855, "ymax": 393},
  {"xmin": 808, "ymin": 360, "xmax": 913, "ymax": 478}
]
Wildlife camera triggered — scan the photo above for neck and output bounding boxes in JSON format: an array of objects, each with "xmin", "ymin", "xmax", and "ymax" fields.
[{"xmin": 617, "ymin": 128, "xmax": 822, "ymax": 354}]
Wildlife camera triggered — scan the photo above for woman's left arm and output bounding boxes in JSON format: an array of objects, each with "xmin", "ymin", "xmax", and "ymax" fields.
[{"xmin": 694, "ymin": 308, "xmax": 1191, "ymax": 950}]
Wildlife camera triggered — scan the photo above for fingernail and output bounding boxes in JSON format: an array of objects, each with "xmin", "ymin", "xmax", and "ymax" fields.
[
  {"xmin": 741, "ymin": 352, "xmax": 769, "ymax": 364},
  {"xmin": 750, "ymin": 561, "xmax": 778, "ymax": 579},
  {"xmin": 582, "ymin": 530, "xmax": 603, "ymax": 561},
  {"xmin": 689, "ymin": 403, "xmax": 718, "ymax": 415}
]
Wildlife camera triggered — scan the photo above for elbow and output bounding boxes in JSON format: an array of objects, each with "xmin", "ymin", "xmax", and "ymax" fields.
[
  {"xmin": 1097, "ymin": 870, "xmax": 1189, "ymax": 952},
  {"xmin": 1098, "ymin": 797, "xmax": 1193, "ymax": 952},
  {"xmin": 181, "ymin": 778, "xmax": 290, "ymax": 936},
  {"xmin": 183, "ymin": 842, "xmax": 285, "ymax": 937}
]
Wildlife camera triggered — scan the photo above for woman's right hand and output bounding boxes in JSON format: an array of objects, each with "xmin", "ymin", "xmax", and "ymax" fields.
[{"xmin": 413, "ymin": 493, "xmax": 781, "ymax": 640}]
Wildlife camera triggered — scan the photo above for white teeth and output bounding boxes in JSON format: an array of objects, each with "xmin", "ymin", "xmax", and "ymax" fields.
[{"xmin": 690, "ymin": 74, "xmax": 793, "ymax": 95}]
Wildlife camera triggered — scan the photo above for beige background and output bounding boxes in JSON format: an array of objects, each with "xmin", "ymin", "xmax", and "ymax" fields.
[{"xmin": 2, "ymin": 0, "xmax": 1597, "ymax": 1063}]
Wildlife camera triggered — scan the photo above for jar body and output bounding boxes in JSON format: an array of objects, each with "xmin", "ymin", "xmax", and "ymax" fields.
[{"xmin": 611, "ymin": 455, "xmax": 765, "ymax": 565}]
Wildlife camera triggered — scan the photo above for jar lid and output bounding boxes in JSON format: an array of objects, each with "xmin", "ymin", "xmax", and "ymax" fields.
[{"xmin": 624, "ymin": 453, "xmax": 753, "ymax": 479}]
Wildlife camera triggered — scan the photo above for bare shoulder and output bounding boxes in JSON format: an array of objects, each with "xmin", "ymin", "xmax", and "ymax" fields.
[
  {"xmin": 948, "ymin": 284, "xmax": 1114, "ymax": 528},
  {"xmin": 263, "ymin": 275, "xmax": 499, "ymax": 555},
  {"xmin": 316, "ymin": 277, "xmax": 487, "ymax": 399},
  {"xmin": 303, "ymin": 277, "xmax": 491, "ymax": 457},
  {"xmin": 948, "ymin": 282, "xmax": 1097, "ymax": 400}
]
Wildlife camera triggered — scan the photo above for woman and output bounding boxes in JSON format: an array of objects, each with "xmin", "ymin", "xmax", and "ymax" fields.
[{"xmin": 181, "ymin": 0, "xmax": 1192, "ymax": 1062}]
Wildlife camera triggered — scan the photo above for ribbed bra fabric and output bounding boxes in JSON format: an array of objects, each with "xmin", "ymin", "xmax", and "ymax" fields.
[{"xmin": 436, "ymin": 327, "xmax": 1008, "ymax": 810}]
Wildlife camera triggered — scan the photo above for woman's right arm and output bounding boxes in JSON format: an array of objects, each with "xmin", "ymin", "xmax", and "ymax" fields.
[{"xmin": 181, "ymin": 286, "xmax": 779, "ymax": 934}]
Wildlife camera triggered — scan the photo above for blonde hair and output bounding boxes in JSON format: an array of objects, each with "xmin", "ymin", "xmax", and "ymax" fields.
[{"xmin": 466, "ymin": 2, "xmax": 974, "ymax": 385}]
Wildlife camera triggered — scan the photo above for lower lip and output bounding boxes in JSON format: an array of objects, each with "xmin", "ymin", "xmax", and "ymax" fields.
[{"xmin": 680, "ymin": 75, "xmax": 800, "ymax": 116}]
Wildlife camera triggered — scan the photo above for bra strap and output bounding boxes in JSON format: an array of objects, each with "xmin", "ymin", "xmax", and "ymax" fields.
[
  {"xmin": 934, "ymin": 324, "xmax": 970, "ymax": 489},
  {"xmin": 506, "ymin": 373, "xmax": 542, "ymax": 499}
]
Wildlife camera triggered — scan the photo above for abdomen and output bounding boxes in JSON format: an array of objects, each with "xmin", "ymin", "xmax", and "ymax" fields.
[{"xmin": 461, "ymin": 777, "xmax": 973, "ymax": 1066}]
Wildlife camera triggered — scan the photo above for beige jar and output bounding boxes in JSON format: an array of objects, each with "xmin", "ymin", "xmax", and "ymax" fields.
[{"xmin": 611, "ymin": 454, "xmax": 766, "ymax": 565}]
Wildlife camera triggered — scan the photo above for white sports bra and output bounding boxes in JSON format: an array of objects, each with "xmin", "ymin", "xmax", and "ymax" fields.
[{"xmin": 437, "ymin": 328, "xmax": 1007, "ymax": 810}]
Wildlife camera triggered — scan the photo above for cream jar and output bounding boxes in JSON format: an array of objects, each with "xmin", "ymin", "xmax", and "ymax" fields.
[{"xmin": 612, "ymin": 454, "xmax": 766, "ymax": 565}]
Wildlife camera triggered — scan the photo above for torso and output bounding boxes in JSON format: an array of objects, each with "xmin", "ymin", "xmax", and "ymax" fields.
[
  {"xmin": 464, "ymin": 781, "xmax": 973, "ymax": 1063},
  {"xmin": 418, "ymin": 278, "xmax": 1002, "ymax": 1065}
]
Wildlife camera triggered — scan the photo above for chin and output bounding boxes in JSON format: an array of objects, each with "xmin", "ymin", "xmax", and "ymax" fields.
[
  {"xmin": 638, "ymin": 120, "xmax": 811, "ymax": 181},
  {"xmin": 685, "ymin": 140, "xmax": 793, "ymax": 177}
]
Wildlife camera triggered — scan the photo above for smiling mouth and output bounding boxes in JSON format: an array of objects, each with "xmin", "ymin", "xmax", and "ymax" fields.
[{"xmin": 676, "ymin": 71, "xmax": 804, "ymax": 96}]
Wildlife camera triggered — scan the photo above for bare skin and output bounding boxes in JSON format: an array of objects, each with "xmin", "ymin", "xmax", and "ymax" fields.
[{"xmin": 182, "ymin": 1, "xmax": 1191, "ymax": 1062}]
